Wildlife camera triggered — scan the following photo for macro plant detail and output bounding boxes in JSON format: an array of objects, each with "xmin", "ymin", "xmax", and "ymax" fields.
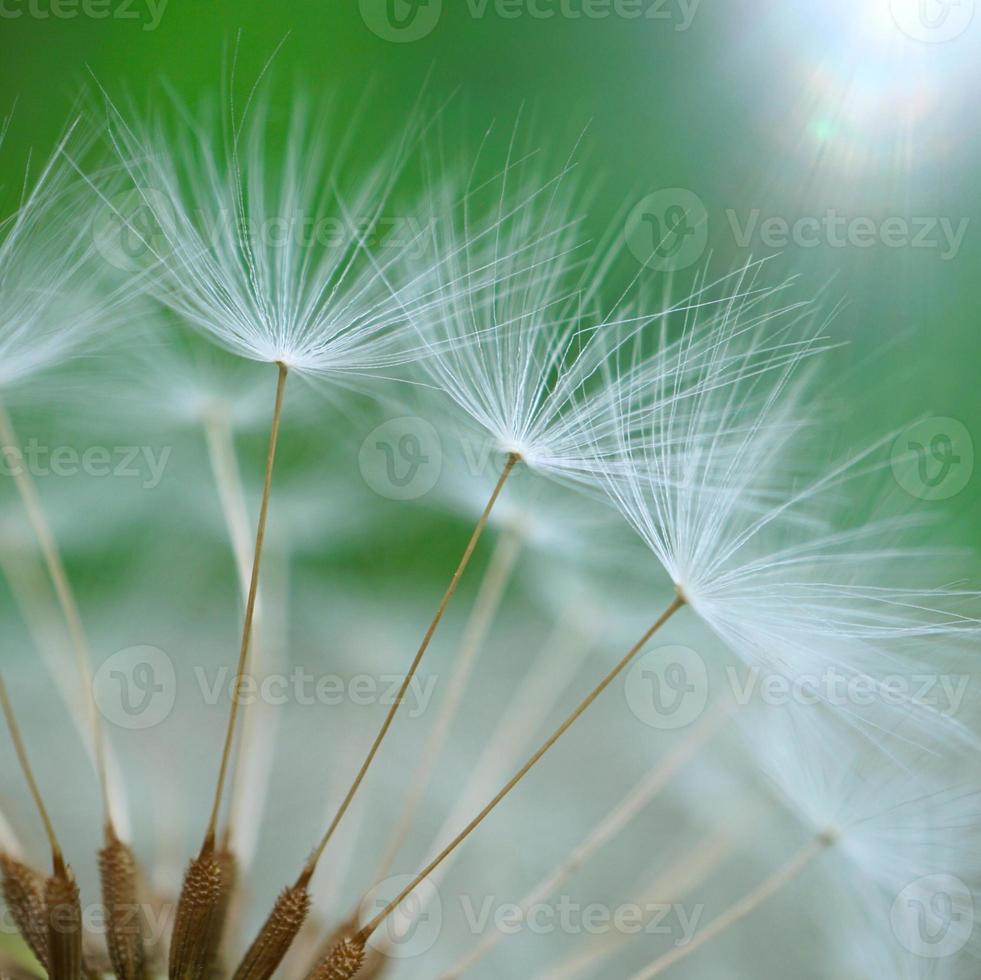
[{"xmin": 0, "ymin": 65, "xmax": 978, "ymax": 980}]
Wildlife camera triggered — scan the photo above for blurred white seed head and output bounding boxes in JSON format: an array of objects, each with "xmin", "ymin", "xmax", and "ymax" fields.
[
  {"xmin": 749, "ymin": 703, "xmax": 980, "ymax": 965},
  {"xmin": 0, "ymin": 117, "xmax": 134, "ymax": 393}
]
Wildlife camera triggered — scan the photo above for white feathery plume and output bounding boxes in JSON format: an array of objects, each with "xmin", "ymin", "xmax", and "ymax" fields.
[
  {"xmin": 753, "ymin": 705, "xmax": 980, "ymax": 915},
  {"xmin": 85, "ymin": 95, "xmax": 583, "ymax": 891},
  {"xmin": 412, "ymin": 141, "xmax": 819, "ymax": 487},
  {"xmin": 598, "ymin": 282, "xmax": 981, "ymax": 743},
  {"xmin": 0, "ymin": 117, "xmax": 134, "ymax": 393},
  {"xmin": 94, "ymin": 87, "xmax": 466, "ymax": 383}
]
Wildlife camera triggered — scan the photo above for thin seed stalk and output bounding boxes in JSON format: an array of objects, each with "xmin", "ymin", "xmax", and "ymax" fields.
[
  {"xmin": 628, "ymin": 832, "xmax": 834, "ymax": 980},
  {"xmin": 172, "ymin": 364, "xmax": 288, "ymax": 978},
  {"xmin": 0, "ymin": 660, "xmax": 88, "ymax": 980},
  {"xmin": 373, "ymin": 525, "xmax": 524, "ymax": 884},
  {"xmin": 0, "ymin": 402, "xmax": 112, "ymax": 820},
  {"xmin": 442, "ymin": 693, "xmax": 733, "ymax": 978},
  {"xmin": 358, "ymin": 593, "xmax": 687, "ymax": 943},
  {"xmin": 302, "ymin": 452, "xmax": 521, "ymax": 878},
  {"xmin": 204, "ymin": 361, "xmax": 289, "ymax": 843}
]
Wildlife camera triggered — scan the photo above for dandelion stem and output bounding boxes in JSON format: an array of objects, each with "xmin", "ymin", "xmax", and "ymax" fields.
[
  {"xmin": 373, "ymin": 523, "xmax": 524, "ymax": 885},
  {"xmin": 202, "ymin": 404, "xmax": 269, "ymax": 860},
  {"xmin": 0, "ymin": 673, "xmax": 63, "ymax": 871},
  {"xmin": 538, "ymin": 809, "xmax": 751, "ymax": 980},
  {"xmin": 203, "ymin": 406, "xmax": 255, "ymax": 601},
  {"xmin": 356, "ymin": 592, "xmax": 687, "ymax": 943},
  {"xmin": 411, "ymin": 602, "xmax": 600, "ymax": 899},
  {"xmin": 204, "ymin": 360, "xmax": 288, "ymax": 850},
  {"xmin": 441, "ymin": 693, "xmax": 732, "ymax": 979},
  {"xmin": 302, "ymin": 452, "xmax": 521, "ymax": 878},
  {"xmin": 0, "ymin": 401, "xmax": 112, "ymax": 825},
  {"xmin": 627, "ymin": 832, "xmax": 833, "ymax": 980}
]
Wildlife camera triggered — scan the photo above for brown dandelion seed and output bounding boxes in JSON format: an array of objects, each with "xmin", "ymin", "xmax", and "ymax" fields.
[
  {"xmin": 213, "ymin": 842, "xmax": 239, "ymax": 961},
  {"xmin": 306, "ymin": 935, "xmax": 367, "ymax": 980},
  {"xmin": 310, "ymin": 918, "xmax": 386, "ymax": 980},
  {"xmin": 231, "ymin": 870, "xmax": 311, "ymax": 980},
  {"xmin": 44, "ymin": 854, "xmax": 83, "ymax": 980},
  {"xmin": 0, "ymin": 676, "xmax": 85, "ymax": 980},
  {"xmin": 98, "ymin": 824, "xmax": 148, "ymax": 980},
  {"xmin": 0, "ymin": 854, "xmax": 49, "ymax": 971},
  {"xmin": 168, "ymin": 846, "xmax": 226, "ymax": 980}
]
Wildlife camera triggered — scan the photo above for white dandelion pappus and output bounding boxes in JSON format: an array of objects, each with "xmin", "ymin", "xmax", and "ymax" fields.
[
  {"xmin": 98, "ymin": 88, "xmax": 448, "ymax": 383},
  {"xmin": 413, "ymin": 145, "xmax": 820, "ymax": 491},
  {"xmin": 319, "ymin": 264, "xmax": 863, "ymax": 959},
  {"xmin": 0, "ymin": 117, "xmax": 136, "ymax": 394},
  {"xmin": 599, "ymin": 279, "xmax": 981, "ymax": 745},
  {"xmin": 626, "ymin": 703, "xmax": 981, "ymax": 979},
  {"xmin": 754, "ymin": 705, "xmax": 981, "ymax": 972}
]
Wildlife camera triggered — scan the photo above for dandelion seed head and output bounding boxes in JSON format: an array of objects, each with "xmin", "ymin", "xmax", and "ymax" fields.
[
  {"xmin": 0, "ymin": 119, "xmax": 134, "ymax": 395},
  {"xmin": 601, "ymin": 271, "xmax": 980, "ymax": 745},
  {"xmin": 747, "ymin": 704, "xmax": 981, "ymax": 968},
  {"xmin": 98, "ymin": 87, "xmax": 448, "ymax": 386}
]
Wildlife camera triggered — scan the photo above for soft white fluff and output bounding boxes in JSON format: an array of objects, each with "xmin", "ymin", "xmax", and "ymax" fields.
[
  {"xmin": 600, "ymin": 283, "xmax": 980, "ymax": 743},
  {"xmin": 97, "ymin": 91, "xmax": 469, "ymax": 382},
  {"xmin": 0, "ymin": 119, "xmax": 131, "ymax": 391}
]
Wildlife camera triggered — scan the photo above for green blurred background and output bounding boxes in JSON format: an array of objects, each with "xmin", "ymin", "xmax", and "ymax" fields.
[{"xmin": 1, "ymin": 0, "xmax": 977, "ymax": 537}]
